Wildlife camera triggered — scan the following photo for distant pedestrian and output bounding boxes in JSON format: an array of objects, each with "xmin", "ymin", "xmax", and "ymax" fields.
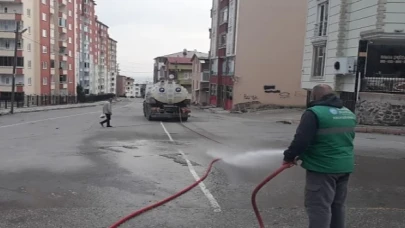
[
  {"xmin": 283, "ymin": 84, "xmax": 357, "ymax": 228},
  {"xmin": 100, "ymin": 98, "xmax": 113, "ymax": 127}
]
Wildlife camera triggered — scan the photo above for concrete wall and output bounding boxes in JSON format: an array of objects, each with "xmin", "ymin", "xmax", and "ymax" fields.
[
  {"xmin": 357, "ymin": 92, "xmax": 405, "ymax": 126},
  {"xmin": 233, "ymin": 0, "xmax": 307, "ymax": 108}
]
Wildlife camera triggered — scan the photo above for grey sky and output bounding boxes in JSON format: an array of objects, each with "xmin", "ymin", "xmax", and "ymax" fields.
[{"xmin": 95, "ymin": 0, "xmax": 212, "ymax": 82}]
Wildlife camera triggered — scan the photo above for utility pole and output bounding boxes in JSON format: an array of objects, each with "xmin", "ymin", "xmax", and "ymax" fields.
[{"xmin": 10, "ymin": 21, "xmax": 27, "ymax": 114}]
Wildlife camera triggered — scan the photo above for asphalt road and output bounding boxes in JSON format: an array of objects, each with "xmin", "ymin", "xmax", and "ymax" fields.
[{"xmin": 0, "ymin": 99, "xmax": 404, "ymax": 228}]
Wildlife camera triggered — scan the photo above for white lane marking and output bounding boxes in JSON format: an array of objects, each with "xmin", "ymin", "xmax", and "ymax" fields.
[
  {"xmin": 160, "ymin": 122, "xmax": 221, "ymax": 212},
  {"xmin": 0, "ymin": 103, "xmax": 132, "ymax": 129}
]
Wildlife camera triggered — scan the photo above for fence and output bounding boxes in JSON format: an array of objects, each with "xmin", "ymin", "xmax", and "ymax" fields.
[
  {"xmin": 0, "ymin": 93, "xmax": 115, "ymax": 110},
  {"xmin": 361, "ymin": 75, "xmax": 405, "ymax": 94}
]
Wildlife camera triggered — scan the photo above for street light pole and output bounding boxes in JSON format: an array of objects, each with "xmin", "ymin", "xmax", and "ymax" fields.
[{"xmin": 10, "ymin": 21, "xmax": 27, "ymax": 114}]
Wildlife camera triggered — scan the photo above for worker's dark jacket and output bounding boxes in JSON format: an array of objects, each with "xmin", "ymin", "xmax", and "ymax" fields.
[{"xmin": 283, "ymin": 94, "xmax": 357, "ymax": 173}]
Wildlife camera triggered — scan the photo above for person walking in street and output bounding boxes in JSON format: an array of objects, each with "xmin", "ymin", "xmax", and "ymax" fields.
[
  {"xmin": 100, "ymin": 98, "xmax": 113, "ymax": 127},
  {"xmin": 283, "ymin": 84, "xmax": 357, "ymax": 228}
]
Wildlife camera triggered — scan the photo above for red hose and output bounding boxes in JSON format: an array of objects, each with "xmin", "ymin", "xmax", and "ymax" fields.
[
  {"xmin": 108, "ymin": 158, "xmax": 222, "ymax": 228},
  {"xmin": 109, "ymin": 159, "xmax": 292, "ymax": 228},
  {"xmin": 251, "ymin": 163, "xmax": 294, "ymax": 228}
]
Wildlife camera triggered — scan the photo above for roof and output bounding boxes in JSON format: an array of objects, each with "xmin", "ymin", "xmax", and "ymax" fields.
[
  {"xmin": 108, "ymin": 36, "xmax": 117, "ymax": 43},
  {"xmin": 165, "ymin": 57, "xmax": 192, "ymax": 64},
  {"xmin": 190, "ymin": 52, "xmax": 209, "ymax": 62},
  {"xmin": 96, "ymin": 19, "xmax": 109, "ymax": 28},
  {"xmin": 154, "ymin": 50, "xmax": 206, "ymax": 60}
]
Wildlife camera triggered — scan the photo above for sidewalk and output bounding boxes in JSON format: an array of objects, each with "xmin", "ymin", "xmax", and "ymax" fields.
[
  {"xmin": 200, "ymin": 107, "xmax": 405, "ymax": 136},
  {"xmin": 0, "ymin": 99, "xmax": 122, "ymax": 116}
]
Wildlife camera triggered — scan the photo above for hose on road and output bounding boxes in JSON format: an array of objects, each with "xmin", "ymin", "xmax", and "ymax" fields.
[{"xmin": 108, "ymin": 160, "xmax": 293, "ymax": 228}]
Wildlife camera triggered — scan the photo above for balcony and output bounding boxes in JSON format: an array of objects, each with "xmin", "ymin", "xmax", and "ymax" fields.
[
  {"xmin": 0, "ymin": 13, "xmax": 22, "ymax": 21},
  {"xmin": 60, "ymin": 53, "xmax": 67, "ymax": 61},
  {"xmin": 59, "ymin": 68, "xmax": 68, "ymax": 75},
  {"xmin": 50, "ymin": 53, "xmax": 55, "ymax": 60},
  {"xmin": 50, "ymin": 7, "xmax": 55, "ymax": 14},
  {"xmin": 0, "ymin": 31, "xmax": 14, "ymax": 39},
  {"xmin": 59, "ymin": 26, "xmax": 67, "ymax": 34},
  {"xmin": 0, "ymin": 67, "xmax": 13, "ymax": 74},
  {"xmin": 50, "ymin": 23, "xmax": 55, "ymax": 29},
  {"xmin": 51, "ymin": 68, "xmax": 55, "ymax": 74},
  {"xmin": 201, "ymin": 71, "xmax": 210, "ymax": 82},
  {"xmin": 59, "ymin": 40, "xmax": 67, "ymax": 47},
  {"xmin": 60, "ymin": 0, "xmax": 67, "ymax": 6},
  {"xmin": 312, "ymin": 21, "xmax": 328, "ymax": 44},
  {"xmin": 59, "ymin": 12, "xmax": 67, "ymax": 20}
]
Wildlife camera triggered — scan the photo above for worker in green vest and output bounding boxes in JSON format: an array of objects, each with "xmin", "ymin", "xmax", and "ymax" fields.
[{"xmin": 283, "ymin": 84, "xmax": 357, "ymax": 228}]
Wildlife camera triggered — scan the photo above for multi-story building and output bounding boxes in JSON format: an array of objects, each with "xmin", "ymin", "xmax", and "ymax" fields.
[
  {"xmin": 116, "ymin": 74, "xmax": 126, "ymax": 97},
  {"xmin": 107, "ymin": 37, "xmax": 117, "ymax": 94},
  {"xmin": 0, "ymin": 0, "xmax": 118, "ymax": 96},
  {"xmin": 302, "ymin": 0, "xmax": 405, "ymax": 126},
  {"xmin": 153, "ymin": 49, "xmax": 202, "ymax": 83},
  {"xmin": 124, "ymin": 76, "xmax": 134, "ymax": 97},
  {"xmin": 95, "ymin": 19, "xmax": 108, "ymax": 94},
  {"xmin": 191, "ymin": 52, "xmax": 210, "ymax": 105},
  {"xmin": 208, "ymin": 0, "xmax": 307, "ymax": 110}
]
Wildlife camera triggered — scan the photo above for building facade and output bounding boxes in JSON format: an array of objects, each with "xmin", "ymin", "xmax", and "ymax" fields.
[
  {"xmin": 116, "ymin": 74, "xmax": 126, "ymax": 97},
  {"xmin": 107, "ymin": 37, "xmax": 117, "ymax": 94},
  {"xmin": 124, "ymin": 76, "xmax": 134, "ymax": 97},
  {"xmin": 208, "ymin": 0, "xmax": 308, "ymax": 111},
  {"xmin": 190, "ymin": 52, "xmax": 210, "ymax": 105},
  {"xmin": 302, "ymin": 0, "xmax": 405, "ymax": 126},
  {"xmin": 0, "ymin": 0, "xmax": 117, "ymax": 96}
]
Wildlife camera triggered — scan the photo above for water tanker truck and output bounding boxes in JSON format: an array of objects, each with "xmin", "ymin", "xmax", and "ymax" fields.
[{"xmin": 143, "ymin": 75, "xmax": 191, "ymax": 121}]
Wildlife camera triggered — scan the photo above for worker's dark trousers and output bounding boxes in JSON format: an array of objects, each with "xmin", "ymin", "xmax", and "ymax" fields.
[{"xmin": 305, "ymin": 170, "xmax": 350, "ymax": 228}]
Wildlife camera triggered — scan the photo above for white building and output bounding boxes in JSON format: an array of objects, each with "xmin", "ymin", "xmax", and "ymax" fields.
[{"xmin": 302, "ymin": 0, "xmax": 405, "ymax": 126}]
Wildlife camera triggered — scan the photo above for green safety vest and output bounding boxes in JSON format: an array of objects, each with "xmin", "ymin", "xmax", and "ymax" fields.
[{"xmin": 300, "ymin": 105, "xmax": 357, "ymax": 174}]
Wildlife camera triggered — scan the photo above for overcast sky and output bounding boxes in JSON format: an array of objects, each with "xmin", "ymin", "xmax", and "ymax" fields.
[{"xmin": 95, "ymin": 0, "xmax": 212, "ymax": 82}]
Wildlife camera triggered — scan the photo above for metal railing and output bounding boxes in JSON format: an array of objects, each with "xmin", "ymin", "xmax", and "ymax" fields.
[{"xmin": 361, "ymin": 74, "xmax": 405, "ymax": 93}]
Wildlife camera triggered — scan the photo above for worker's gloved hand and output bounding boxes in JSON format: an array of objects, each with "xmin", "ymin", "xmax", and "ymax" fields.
[{"xmin": 282, "ymin": 156, "xmax": 299, "ymax": 166}]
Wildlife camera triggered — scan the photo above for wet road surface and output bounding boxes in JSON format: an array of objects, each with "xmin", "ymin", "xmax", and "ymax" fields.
[{"xmin": 0, "ymin": 99, "xmax": 404, "ymax": 228}]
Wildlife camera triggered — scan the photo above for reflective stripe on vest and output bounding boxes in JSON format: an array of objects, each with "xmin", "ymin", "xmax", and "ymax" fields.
[{"xmin": 317, "ymin": 127, "xmax": 355, "ymax": 135}]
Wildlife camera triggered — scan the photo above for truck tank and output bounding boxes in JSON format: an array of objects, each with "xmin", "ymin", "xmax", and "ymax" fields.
[{"xmin": 143, "ymin": 78, "xmax": 191, "ymax": 121}]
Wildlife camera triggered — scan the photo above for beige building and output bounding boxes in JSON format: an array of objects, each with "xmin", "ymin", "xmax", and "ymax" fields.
[
  {"xmin": 190, "ymin": 52, "xmax": 209, "ymax": 105},
  {"xmin": 209, "ymin": 0, "xmax": 308, "ymax": 110}
]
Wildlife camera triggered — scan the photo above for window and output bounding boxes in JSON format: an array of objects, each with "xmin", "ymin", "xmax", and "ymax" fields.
[
  {"xmin": 316, "ymin": 1, "xmax": 329, "ymax": 36},
  {"xmin": 43, "ymin": 77, "xmax": 48, "ymax": 85},
  {"xmin": 27, "ymin": 9, "xmax": 31, "ymax": 17},
  {"xmin": 68, "ymin": 10, "xmax": 72, "ymax": 17},
  {"xmin": 58, "ymin": 18, "xmax": 66, "ymax": 27},
  {"xmin": 42, "ymin": 61, "xmax": 48, "ymax": 69},
  {"xmin": 28, "ymin": 77, "xmax": 32, "ymax": 85},
  {"xmin": 0, "ymin": 57, "xmax": 24, "ymax": 67},
  {"xmin": 42, "ymin": 46, "xmax": 47, "ymax": 53},
  {"xmin": 69, "ymin": 64, "xmax": 72, "ymax": 70},
  {"xmin": 68, "ymin": 37, "xmax": 72, "ymax": 43},
  {"xmin": 220, "ymin": 33, "xmax": 227, "ymax": 47},
  {"xmin": 27, "ymin": 43, "xmax": 31, "ymax": 51},
  {"xmin": 68, "ymin": 23, "xmax": 72, "ymax": 30},
  {"xmin": 28, "ymin": 60, "xmax": 31, "ymax": 68},
  {"xmin": 5, "ymin": 77, "xmax": 10, "ymax": 84},
  {"xmin": 42, "ymin": 29, "xmax": 47, "ymax": 37},
  {"xmin": 69, "ymin": 50, "xmax": 72, "ymax": 57},
  {"xmin": 312, "ymin": 45, "xmax": 326, "ymax": 77},
  {"xmin": 42, "ymin": 13, "xmax": 47, "ymax": 21},
  {"xmin": 220, "ymin": 7, "xmax": 228, "ymax": 24},
  {"xmin": 4, "ymin": 7, "xmax": 7, "ymax": 13}
]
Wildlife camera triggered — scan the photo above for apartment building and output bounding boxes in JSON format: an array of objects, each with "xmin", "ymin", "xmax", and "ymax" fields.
[
  {"xmin": 302, "ymin": 0, "xmax": 405, "ymax": 126},
  {"xmin": 208, "ymin": 0, "xmax": 308, "ymax": 111},
  {"xmin": 190, "ymin": 52, "xmax": 210, "ymax": 105},
  {"xmin": 107, "ymin": 37, "xmax": 117, "ymax": 94},
  {"xmin": 153, "ymin": 49, "xmax": 202, "ymax": 83},
  {"xmin": 124, "ymin": 76, "xmax": 134, "ymax": 97},
  {"xmin": 116, "ymin": 74, "xmax": 126, "ymax": 97},
  {"xmin": 0, "ymin": 0, "xmax": 118, "ymax": 96}
]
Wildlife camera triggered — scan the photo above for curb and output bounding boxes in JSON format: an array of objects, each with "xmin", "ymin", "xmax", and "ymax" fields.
[{"xmin": 355, "ymin": 126, "xmax": 405, "ymax": 136}]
